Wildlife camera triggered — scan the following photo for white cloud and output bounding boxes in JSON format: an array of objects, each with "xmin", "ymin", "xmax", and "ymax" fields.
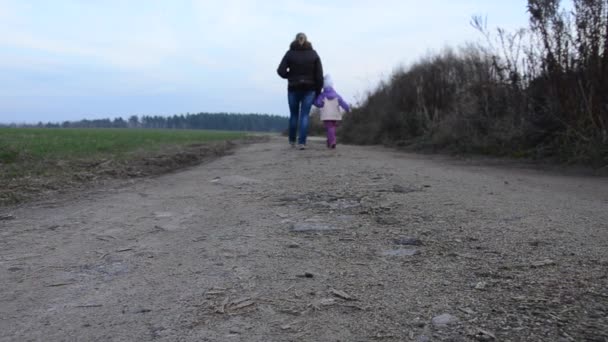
[
  {"xmin": 0, "ymin": 1, "xmax": 206, "ymax": 71},
  {"xmin": 0, "ymin": 26, "xmax": 178, "ymax": 71},
  {"xmin": 0, "ymin": 1, "xmax": 12, "ymax": 20},
  {"xmin": 0, "ymin": 0, "xmax": 534, "ymax": 121}
]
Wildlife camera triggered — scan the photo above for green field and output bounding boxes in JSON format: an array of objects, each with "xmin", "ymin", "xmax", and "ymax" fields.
[
  {"xmin": 0, "ymin": 128, "xmax": 249, "ymax": 205},
  {"xmin": 0, "ymin": 128, "xmax": 246, "ymax": 163}
]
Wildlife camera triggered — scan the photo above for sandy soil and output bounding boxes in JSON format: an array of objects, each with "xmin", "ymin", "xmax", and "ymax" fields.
[{"xmin": 1, "ymin": 136, "xmax": 607, "ymax": 342}]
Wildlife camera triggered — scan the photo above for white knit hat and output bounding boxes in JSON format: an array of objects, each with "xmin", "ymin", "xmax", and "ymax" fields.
[{"xmin": 323, "ymin": 74, "xmax": 334, "ymax": 88}]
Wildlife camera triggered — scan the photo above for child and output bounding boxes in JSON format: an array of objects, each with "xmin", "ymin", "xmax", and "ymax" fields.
[{"xmin": 314, "ymin": 74, "xmax": 350, "ymax": 149}]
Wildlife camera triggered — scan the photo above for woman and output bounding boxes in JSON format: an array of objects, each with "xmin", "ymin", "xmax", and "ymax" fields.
[{"xmin": 277, "ymin": 32, "xmax": 324, "ymax": 150}]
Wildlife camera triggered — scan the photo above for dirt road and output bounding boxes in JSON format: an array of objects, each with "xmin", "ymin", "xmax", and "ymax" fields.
[{"xmin": 1, "ymin": 137, "xmax": 607, "ymax": 342}]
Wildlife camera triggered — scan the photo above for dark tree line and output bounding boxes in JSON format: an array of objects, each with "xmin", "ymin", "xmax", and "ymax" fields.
[
  {"xmin": 341, "ymin": 0, "xmax": 607, "ymax": 166},
  {"xmin": 13, "ymin": 113, "xmax": 287, "ymax": 132}
]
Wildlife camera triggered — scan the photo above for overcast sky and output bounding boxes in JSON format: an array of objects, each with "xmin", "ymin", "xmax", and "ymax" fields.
[{"xmin": 0, "ymin": 0, "xmax": 536, "ymax": 123}]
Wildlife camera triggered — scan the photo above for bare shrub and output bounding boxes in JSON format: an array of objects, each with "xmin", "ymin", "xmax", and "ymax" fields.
[{"xmin": 341, "ymin": 0, "xmax": 607, "ymax": 166}]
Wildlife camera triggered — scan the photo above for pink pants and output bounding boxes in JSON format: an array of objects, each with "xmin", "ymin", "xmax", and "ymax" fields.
[{"xmin": 323, "ymin": 120, "xmax": 338, "ymax": 147}]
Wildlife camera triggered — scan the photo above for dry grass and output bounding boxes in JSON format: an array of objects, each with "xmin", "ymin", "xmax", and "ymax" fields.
[{"xmin": 341, "ymin": 0, "xmax": 608, "ymax": 167}]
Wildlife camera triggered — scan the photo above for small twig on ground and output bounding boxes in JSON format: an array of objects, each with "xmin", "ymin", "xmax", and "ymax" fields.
[
  {"xmin": 45, "ymin": 282, "xmax": 76, "ymax": 287},
  {"xmin": 75, "ymin": 304, "xmax": 103, "ymax": 308}
]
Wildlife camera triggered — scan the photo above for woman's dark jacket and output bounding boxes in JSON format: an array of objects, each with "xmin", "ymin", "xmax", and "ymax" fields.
[{"xmin": 277, "ymin": 41, "xmax": 324, "ymax": 95}]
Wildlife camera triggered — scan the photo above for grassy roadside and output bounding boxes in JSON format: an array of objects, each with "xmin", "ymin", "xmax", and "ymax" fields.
[{"xmin": 0, "ymin": 128, "xmax": 251, "ymax": 206}]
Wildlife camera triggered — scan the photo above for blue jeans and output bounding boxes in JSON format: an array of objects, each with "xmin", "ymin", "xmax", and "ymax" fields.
[{"xmin": 288, "ymin": 90, "xmax": 315, "ymax": 145}]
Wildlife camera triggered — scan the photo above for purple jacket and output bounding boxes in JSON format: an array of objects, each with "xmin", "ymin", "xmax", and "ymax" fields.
[{"xmin": 314, "ymin": 87, "xmax": 350, "ymax": 112}]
